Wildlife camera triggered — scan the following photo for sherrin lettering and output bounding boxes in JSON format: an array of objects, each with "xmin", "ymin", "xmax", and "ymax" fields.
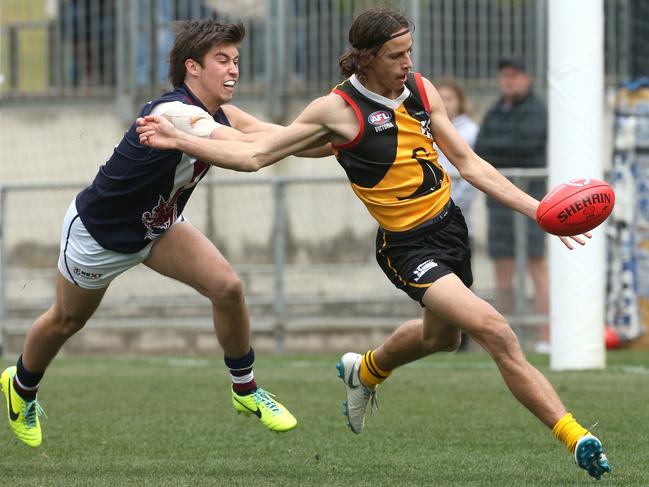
[
  {"xmin": 557, "ymin": 193, "xmax": 612, "ymax": 223},
  {"xmin": 536, "ymin": 178, "xmax": 615, "ymax": 236}
]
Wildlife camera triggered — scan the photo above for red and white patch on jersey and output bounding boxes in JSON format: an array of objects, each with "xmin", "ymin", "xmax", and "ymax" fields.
[
  {"xmin": 141, "ymin": 155, "xmax": 209, "ymax": 240},
  {"xmin": 368, "ymin": 110, "xmax": 392, "ymax": 126}
]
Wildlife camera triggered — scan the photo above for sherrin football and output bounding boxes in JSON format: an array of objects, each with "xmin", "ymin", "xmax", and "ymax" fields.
[{"xmin": 536, "ymin": 178, "xmax": 615, "ymax": 236}]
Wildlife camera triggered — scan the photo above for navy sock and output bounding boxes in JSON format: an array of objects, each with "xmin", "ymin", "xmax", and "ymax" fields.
[
  {"xmin": 225, "ymin": 348, "xmax": 257, "ymax": 396},
  {"xmin": 14, "ymin": 355, "xmax": 44, "ymax": 401}
]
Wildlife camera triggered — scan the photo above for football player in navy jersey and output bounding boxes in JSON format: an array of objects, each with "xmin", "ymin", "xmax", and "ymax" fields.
[
  {"xmin": 136, "ymin": 7, "xmax": 610, "ymax": 481},
  {"xmin": 0, "ymin": 19, "xmax": 330, "ymax": 447}
]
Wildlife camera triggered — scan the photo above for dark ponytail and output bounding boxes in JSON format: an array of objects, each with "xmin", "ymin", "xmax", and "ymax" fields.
[
  {"xmin": 339, "ymin": 47, "xmax": 376, "ymax": 79},
  {"xmin": 338, "ymin": 7, "xmax": 413, "ymax": 79}
]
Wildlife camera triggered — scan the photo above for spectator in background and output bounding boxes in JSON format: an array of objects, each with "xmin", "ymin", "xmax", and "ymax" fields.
[
  {"xmin": 474, "ymin": 56, "xmax": 549, "ymax": 349},
  {"xmin": 435, "ymin": 78, "xmax": 480, "ymax": 237}
]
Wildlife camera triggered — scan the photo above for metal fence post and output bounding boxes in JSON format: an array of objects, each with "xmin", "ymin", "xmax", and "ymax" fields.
[
  {"xmin": 272, "ymin": 178, "xmax": 287, "ymax": 353},
  {"xmin": 512, "ymin": 175, "xmax": 529, "ymax": 341},
  {"xmin": 266, "ymin": 0, "xmax": 288, "ymax": 122},
  {"xmin": 409, "ymin": 0, "xmax": 421, "ymax": 70},
  {"xmin": 115, "ymin": 0, "xmax": 136, "ymax": 122},
  {"xmin": 0, "ymin": 186, "xmax": 6, "ymax": 330},
  {"xmin": 535, "ymin": 0, "xmax": 548, "ymax": 91},
  {"xmin": 50, "ymin": 14, "xmax": 62, "ymax": 91},
  {"xmin": 9, "ymin": 26, "xmax": 19, "ymax": 89}
]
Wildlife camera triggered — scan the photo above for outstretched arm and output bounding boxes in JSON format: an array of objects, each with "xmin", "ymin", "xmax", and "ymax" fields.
[
  {"xmin": 422, "ymin": 77, "xmax": 589, "ymax": 249},
  {"xmin": 222, "ymin": 104, "xmax": 333, "ymax": 157},
  {"xmin": 137, "ymin": 96, "xmax": 339, "ymax": 171}
]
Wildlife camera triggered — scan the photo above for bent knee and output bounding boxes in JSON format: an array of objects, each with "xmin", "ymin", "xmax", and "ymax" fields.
[
  {"xmin": 47, "ymin": 308, "xmax": 88, "ymax": 338},
  {"xmin": 478, "ymin": 315, "xmax": 520, "ymax": 356},
  {"xmin": 207, "ymin": 272, "xmax": 245, "ymax": 303}
]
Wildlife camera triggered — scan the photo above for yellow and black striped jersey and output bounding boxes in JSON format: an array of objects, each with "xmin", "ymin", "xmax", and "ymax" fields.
[{"xmin": 332, "ymin": 72, "xmax": 451, "ymax": 232}]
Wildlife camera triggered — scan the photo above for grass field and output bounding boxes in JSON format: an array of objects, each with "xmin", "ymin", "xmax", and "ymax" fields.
[{"xmin": 0, "ymin": 351, "xmax": 647, "ymax": 486}]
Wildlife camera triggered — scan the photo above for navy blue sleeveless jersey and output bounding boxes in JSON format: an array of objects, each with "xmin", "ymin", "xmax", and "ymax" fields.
[{"xmin": 76, "ymin": 84, "xmax": 229, "ymax": 253}]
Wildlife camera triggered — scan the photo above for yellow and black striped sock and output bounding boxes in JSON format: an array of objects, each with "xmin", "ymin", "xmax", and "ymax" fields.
[
  {"xmin": 552, "ymin": 412, "xmax": 589, "ymax": 453},
  {"xmin": 359, "ymin": 350, "xmax": 392, "ymax": 389}
]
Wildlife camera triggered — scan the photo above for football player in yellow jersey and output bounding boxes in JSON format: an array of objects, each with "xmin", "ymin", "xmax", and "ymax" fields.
[{"xmin": 136, "ymin": 7, "xmax": 610, "ymax": 480}]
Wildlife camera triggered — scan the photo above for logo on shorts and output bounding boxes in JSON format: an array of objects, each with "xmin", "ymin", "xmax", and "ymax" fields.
[
  {"xmin": 73, "ymin": 267, "xmax": 103, "ymax": 280},
  {"xmin": 413, "ymin": 259, "xmax": 438, "ymax": 282},
  {"xmin": 368, "ymin": 110, "xmax": 394, "ymax": 133}
]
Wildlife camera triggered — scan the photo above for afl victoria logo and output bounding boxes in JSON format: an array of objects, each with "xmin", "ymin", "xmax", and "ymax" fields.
[{"xmin": 368, "ymin": 110, "xmax": 392, "ymax": 126}]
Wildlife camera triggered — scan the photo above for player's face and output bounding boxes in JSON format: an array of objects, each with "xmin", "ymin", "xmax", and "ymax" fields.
[
  {"xmin": 364, "ymin": 32, "xmax": 413, "ymax": 98},
  {"xmin": 196, "ymin": 43, "xmax": 240, "ymax": 105}
]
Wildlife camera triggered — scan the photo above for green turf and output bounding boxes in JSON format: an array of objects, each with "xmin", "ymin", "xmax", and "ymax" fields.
[{"xmin": 0, "ymin": 351, "xmax": 647, "ymax": 486}]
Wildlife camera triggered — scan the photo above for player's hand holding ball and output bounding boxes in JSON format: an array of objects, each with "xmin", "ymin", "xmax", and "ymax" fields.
[{"xmin": 536, "ymin": 178, "xmax": 615, "ymax": 247}]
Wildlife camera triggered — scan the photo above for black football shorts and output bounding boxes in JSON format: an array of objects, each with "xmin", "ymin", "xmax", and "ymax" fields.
[{"xmin": 375, "ymin": 201, "xmax": 473, "ymax": 304}]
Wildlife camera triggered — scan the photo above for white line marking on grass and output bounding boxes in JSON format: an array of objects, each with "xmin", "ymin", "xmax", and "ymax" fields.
[
  {"xmin": 280, "ymin": 360, "xmax": 498, "ymax": 370},
  {"xmin": 140, "ymin": 358, "xmax": 649, "ymax": 374},
  {"xmin": 608, "ymin": 365, "xmax": 649, "ymax": 375},
  {"xmin": 285, "ymin": 361, "xmax": 318, "ymax": 368},
  {"xmin": 168, "ymin": 358, "xmax": 211, "ymax": 367},
  {"xmin": 404, "ymin": 361, "xmax": 497, "ymax": 370},
  {"xmin": 408, "ymin": 362, "xmax": 649, "ymax": 373},
  {"xmin": 144, "ymin": 358, "xmax": 211, "ymax": 368}
]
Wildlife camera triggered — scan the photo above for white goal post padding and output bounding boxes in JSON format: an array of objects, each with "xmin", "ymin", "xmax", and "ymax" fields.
[{"xmin": 548, "ymin": 0, "xmax": 606, "ymax": 370}]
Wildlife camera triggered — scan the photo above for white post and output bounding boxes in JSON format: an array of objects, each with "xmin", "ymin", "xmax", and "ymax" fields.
[{"xmin": 548, "ymin": 0, "xmax": 605, "ymax": 370}]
